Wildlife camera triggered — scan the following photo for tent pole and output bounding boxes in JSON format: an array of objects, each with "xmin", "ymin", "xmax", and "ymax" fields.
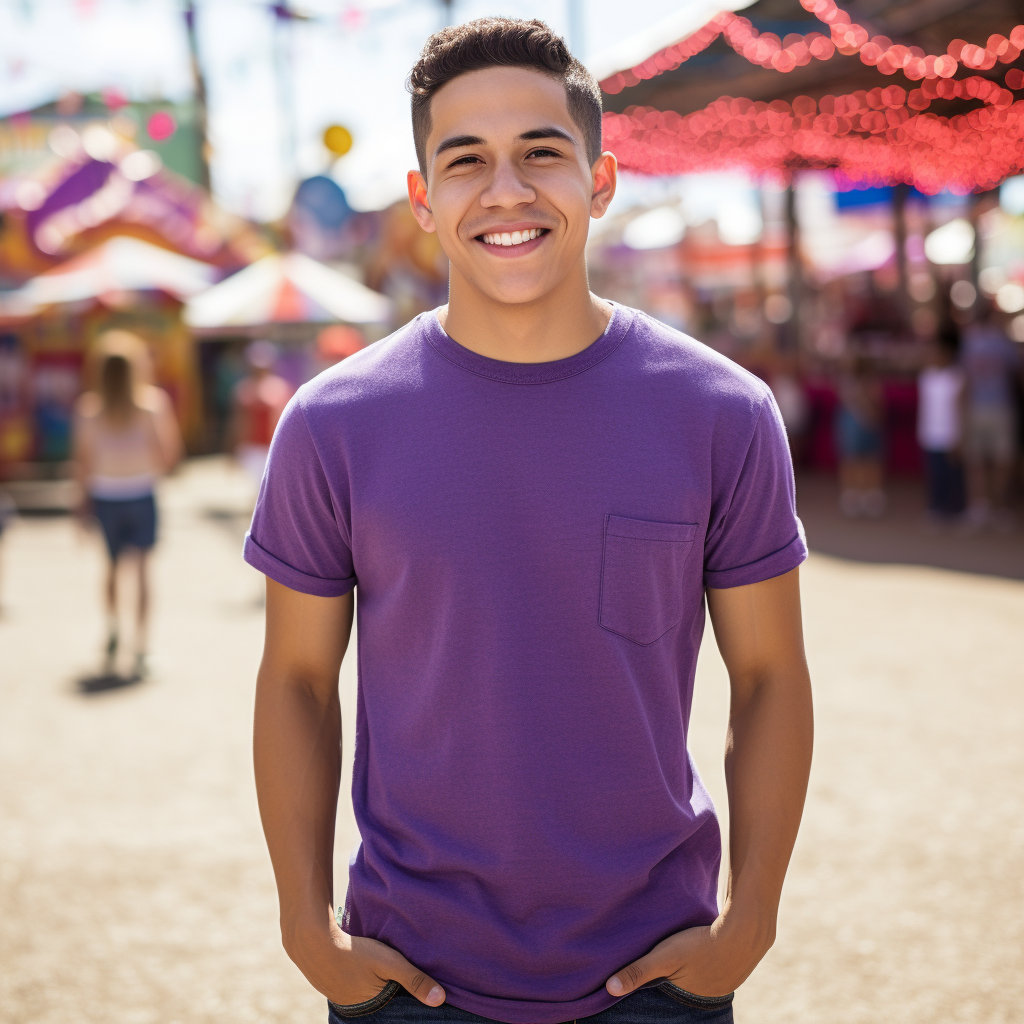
[
  {"xmin": 182, "ymin": 2, "xmax": 212, "ymax": 193},
  {"xmin": 893, "ymin": 183, "xmax": 910, "ymax": 324}
]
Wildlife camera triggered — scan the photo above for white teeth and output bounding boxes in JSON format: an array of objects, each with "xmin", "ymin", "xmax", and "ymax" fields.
[{"xmin": 481, "ymin": 228, "xmax": 543, "ymax": 246}]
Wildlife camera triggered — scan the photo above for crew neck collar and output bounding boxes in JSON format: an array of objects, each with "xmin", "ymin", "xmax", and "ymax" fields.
[{"xmin": 424, "ymin": 301, "xmax": 633, "ymax": 385}]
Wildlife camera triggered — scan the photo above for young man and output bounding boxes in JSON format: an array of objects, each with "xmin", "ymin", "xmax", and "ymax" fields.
[{"xmin": 246, "ymin": 18, "xmax": 812, "ymax": 1024}]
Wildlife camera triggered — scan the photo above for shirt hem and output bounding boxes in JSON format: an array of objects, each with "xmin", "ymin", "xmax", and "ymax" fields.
[
  {"xmin": 243, "ymin": 533, "xmax": 356, "ymax": 597},
  {"xmin": 440, "ymin": 983, "xmax": 620, "ymax": 1024},
  {"xmin": 703, "ymin": 532, "xmax": 808, "ymax": 589}
]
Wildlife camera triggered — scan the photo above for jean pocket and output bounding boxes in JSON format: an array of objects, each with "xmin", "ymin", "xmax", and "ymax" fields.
[
  {"xmin": 599, "ymin": 516, "xmax": 697, "ymax": 645},
  {"xmin": 328, "ymin": 979, "xmax": 401, "ymax": 1019},
  {"xmin": 657, "ymin": 981, "xmax": 734, "ymax": 1012}
]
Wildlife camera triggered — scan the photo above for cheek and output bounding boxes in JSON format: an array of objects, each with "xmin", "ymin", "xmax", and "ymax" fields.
[
  {"xmin": 542, "ymin": 178, "xmax": 594, "ymax": 235},
  {"xmin": 431, "ymin": 180, "xmax": 479, "ymax": 241}
]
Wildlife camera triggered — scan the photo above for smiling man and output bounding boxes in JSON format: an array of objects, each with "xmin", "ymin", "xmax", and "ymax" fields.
[{"xmin": 246, "ymin": 17, "xmax": 812, "ymax": 1024}]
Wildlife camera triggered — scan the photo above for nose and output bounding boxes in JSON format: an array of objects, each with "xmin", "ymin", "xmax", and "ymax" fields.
[{"xmin": 479, "ymin": 156, "xmax": 536, "ymax": 209}]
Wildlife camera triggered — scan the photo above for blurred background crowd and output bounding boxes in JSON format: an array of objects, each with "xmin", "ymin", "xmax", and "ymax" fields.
[{"xmin": 1, "ymin": 2, "xmax": 1023, "ymax": 1023}]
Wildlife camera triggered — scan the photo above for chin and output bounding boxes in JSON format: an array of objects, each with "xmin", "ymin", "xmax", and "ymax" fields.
[
  {"xmin": 484, "ymin": 284, "xmax": 552, "ymax": 305},
  {"xmin": 466, "ymin": 268, "xmax": 562, "ymax": 306}
]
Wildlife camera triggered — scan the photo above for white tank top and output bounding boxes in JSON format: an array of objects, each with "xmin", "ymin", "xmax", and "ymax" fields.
[
  {"xmin": 86, "ymin": 411, "xmax": 160, "ymax": 500},
  {"xmin": 89, "ymin": 472, "xmax": 156, "ymax": 500}
]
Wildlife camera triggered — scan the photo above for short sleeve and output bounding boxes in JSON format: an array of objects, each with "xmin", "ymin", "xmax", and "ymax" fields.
[
  {"xmin": 703, "ymin": 392, "xmax": 807, "ymax": 589},
  {"xmin": 242, "ymin": 396, "xmax": 356, "ymax": 597}
]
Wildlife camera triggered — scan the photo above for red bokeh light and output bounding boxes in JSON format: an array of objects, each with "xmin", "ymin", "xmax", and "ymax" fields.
[
  {"xmin": 603, "ymin": 69, "xmax": 1024, "ymax": 194},
  {"xmin": 601, "ymin": 1, "xmax": 1023, "ymax": 94},
  {"xmin": 146, "ymin": 111, "xmax": 176, "ymax": 143},
  {"xmin": 102, "ymin": 87, "xmax": 127, "ymax": 111}
]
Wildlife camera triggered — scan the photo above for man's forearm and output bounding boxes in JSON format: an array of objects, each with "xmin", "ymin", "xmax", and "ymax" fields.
[
  {"xmin": 251, "ymin": 586, "xmax": 443, "ymax": 1008},
  {"xmin": 722, "ymin": 664, "xmax": 813, "ymax": 948},
  {"xmin": 253, "ymin": 668, "xmax": 343, "ymax": 946}
]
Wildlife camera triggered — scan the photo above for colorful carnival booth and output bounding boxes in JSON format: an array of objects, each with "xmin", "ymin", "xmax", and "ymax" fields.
[
  {"xmin": 0, "ymin": 236, "xmax": 217, "ymax": 474},
  {"xmin": 183, "ymin": 252, "xmax": 392, "ymax": 451},
  {"xmin": 0, "ymin": 115, "xmax": 275, "ymax": 475}
]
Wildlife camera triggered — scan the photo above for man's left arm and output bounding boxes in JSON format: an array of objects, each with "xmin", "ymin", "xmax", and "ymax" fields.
[{"xmin": 607, "ymin": 566, "xmax": 813, "ymax": 999}]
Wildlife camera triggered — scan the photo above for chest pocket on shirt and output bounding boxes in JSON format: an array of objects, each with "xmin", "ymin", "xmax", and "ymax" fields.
[{"xmin": 599, "ymin": 515, "xmax": 698, "ymax": 645}]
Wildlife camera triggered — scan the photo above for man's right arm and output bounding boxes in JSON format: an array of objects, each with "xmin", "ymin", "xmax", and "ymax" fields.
[{"xmin": 254, "ymin": 577, "xmax": 447, "ymax": 1007}]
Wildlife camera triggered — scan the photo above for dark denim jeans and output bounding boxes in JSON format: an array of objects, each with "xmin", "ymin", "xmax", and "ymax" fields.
[
  {"xmin": 923, "ymin": 449, "xmax": 967, "ymax": 517},
  {"xmin": 328, "ymin": 980, "xmax": 733, "ymax": 1024}
]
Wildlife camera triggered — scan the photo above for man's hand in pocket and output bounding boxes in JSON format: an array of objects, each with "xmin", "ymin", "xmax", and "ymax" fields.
[{"xmin": 285, "ymin": 909, "xmax": 446, "ymax": 1009}]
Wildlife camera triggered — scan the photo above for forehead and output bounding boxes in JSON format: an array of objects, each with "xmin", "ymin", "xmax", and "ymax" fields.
[{"xmin": 427, "ymin": 66, "xmax": 577, "ymax": 151}]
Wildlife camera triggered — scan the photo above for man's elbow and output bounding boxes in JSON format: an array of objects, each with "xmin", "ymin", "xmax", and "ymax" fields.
[{"xmin": 730, "ymin": 659, "xmax": 812, "ymax": 717}]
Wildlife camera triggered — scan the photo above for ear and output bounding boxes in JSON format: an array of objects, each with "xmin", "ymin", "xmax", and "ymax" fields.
[
  {"xmin": 589, "ymin": 152, "xmax": 618, "ymax": 219},
  {"xmin": 407, "ymin": 170, "xmax": 436, "ymax": 233}
]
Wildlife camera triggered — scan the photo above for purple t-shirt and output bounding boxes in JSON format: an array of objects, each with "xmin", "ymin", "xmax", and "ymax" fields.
[{"xmin": 244, "ymin": 303, "xmax": 806, "ymax": 1024}]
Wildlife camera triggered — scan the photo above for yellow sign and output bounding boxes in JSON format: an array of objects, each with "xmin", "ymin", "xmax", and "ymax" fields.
[{"xmin": 323, "ymin": 124, "xmax": 353, "ymax": 157}]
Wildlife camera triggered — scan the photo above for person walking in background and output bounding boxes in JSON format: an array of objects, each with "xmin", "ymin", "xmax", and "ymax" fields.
[
  {"xmin": 230, "ymin": 341, "xmax": 292, "ymax": 492},
  {"xmin": 836, "ymin": 353, "xmax": 886, "ymax": 518},
  {"xmin": 961, "ymin": 308, "xmax": 1022, "ymax": 532},
  {"xmin": 917, "ymin": 325, "xmax": 966, "ymax": 528},
  {"xmin": 72, "ymin": 331, "xmax": 183, "ymax": 679}
]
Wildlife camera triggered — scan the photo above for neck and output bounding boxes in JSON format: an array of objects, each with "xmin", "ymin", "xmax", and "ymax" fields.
[{"xmin": 439, "ymin": 260, "xmax": 612, "ymax": 363}]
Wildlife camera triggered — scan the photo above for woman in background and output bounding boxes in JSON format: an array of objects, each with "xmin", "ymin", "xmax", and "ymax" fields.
[{"xmin": 73, "ymin": 332, "xmax": 183, "ymax": 678}]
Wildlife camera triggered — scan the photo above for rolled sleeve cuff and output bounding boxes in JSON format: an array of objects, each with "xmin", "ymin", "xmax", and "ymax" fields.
[
  {"xmin": 243, "ymin": 533, "xmax": 356, "ymax": 597},
  {"xmin": 703, "ymin": 526, "xmax": 808, "ymax": 590}
]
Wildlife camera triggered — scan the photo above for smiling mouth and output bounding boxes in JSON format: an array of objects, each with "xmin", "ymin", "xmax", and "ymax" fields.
[{"xmin": 476, "ymin": 228, "xmax": 549, "ymax": 247}]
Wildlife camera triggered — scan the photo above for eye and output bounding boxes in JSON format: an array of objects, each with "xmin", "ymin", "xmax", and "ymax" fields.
[
  {"xmin": 448, "ymin": 154, "xmax": 482, "ymax": 167},
  {"xmin": 527, "ymin": 147, "xmax": 561, "ymax": 159}
]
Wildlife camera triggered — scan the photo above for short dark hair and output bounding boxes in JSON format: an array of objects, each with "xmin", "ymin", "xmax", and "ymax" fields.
[{"xmin": 407, "ymin": 17, "xmax": 603, "ymax": 176}]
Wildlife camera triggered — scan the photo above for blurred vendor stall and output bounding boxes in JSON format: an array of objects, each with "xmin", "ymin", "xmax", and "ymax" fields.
[
  {"xmin": 0, "ymin": 235, "xmax": 216, "ymax": 478},
  {"xmin": 183, "ymin": 252, "xmax": 392, "ymax": 451}
]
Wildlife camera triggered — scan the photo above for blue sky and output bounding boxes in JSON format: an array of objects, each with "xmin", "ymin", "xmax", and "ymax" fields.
[{"xmin": 0, "ymin": 0, "xmax": 707, "ymax": 219}]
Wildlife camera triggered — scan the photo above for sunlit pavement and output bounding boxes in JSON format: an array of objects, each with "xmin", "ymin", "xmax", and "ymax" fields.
[{"xmin": 1, "ymin": 458, "xmax": 1022, "ymax": 1024}]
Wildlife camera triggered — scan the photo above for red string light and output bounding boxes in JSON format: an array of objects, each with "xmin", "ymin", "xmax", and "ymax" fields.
[
  {"xmin": 599, "ymin": 3, "xmax": 1024, "ymax": 193},
  {"xmin": 602, "ymin": 72, "xmax": 1024, "ymax": 194},
  {"xmin": 601, "ymin": 2, "xmax": 1024, "ymax": 94}
]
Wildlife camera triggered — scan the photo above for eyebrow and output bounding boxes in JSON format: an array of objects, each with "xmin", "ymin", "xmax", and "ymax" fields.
[
  {"xmin": 518, "ymin": 127, "xmax": 576, "ymax": 146},
  {"xmin": 433, "ymin": 126, "xmax": 577, "ymax": 159},
  {"xmin": 434, "ymin": 134, "xmax": 485, "ymax": 157}
]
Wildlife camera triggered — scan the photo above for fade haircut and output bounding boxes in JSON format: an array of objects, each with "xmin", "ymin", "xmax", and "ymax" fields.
[{"xmin": 407, "ymin": 17, "xmax": 603, "ymax": 176}]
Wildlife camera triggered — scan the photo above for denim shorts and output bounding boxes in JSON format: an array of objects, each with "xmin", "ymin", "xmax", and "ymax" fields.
[
  {"xmin": 91, "ymin": 494, "xmax": 157, "ymax": 559},
  {"xmin": 835, "ymin": 408, "xmax": 882, "ymax": 459},
  {"xmin": 327, "ymin": 980, "xmax": 734, "ymax": 1024}
]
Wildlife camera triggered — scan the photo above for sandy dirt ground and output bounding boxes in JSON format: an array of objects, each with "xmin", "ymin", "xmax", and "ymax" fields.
[{"xmin": 0, "ymin": 457, "xmax": 1021, "ymax": 1024}]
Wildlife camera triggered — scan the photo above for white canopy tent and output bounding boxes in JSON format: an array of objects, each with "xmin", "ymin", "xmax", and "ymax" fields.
[
  {"xmin": 15, "ymin": 236, "xmax": 218, "ymax": 308},
  {"xmin": 184, "ymin": 252, "xmax": 392, "ymax": 330}
]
